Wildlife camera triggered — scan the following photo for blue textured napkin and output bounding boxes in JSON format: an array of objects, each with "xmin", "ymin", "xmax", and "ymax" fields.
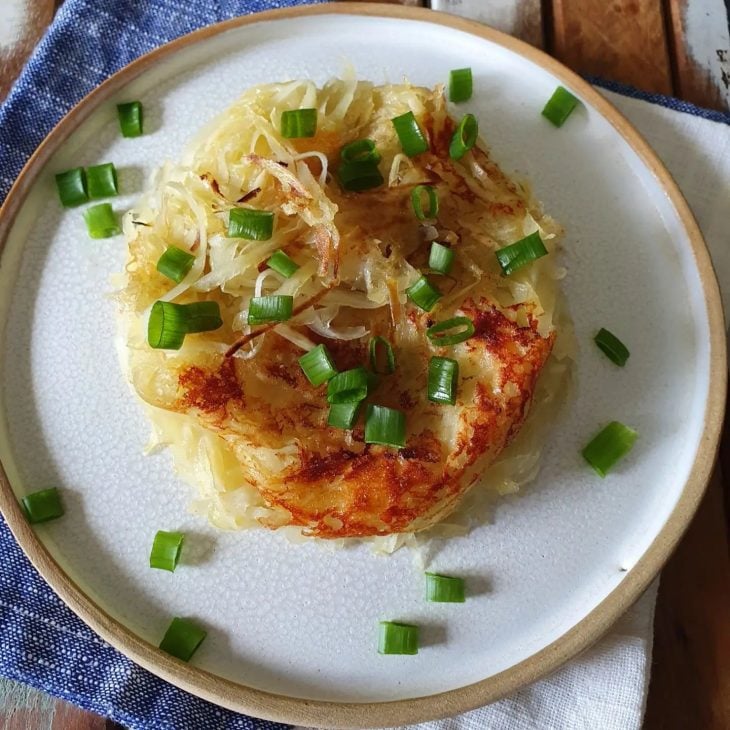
[{"xmin": 0, "ymin": 2, "xmax": 325, "ymax": 727}]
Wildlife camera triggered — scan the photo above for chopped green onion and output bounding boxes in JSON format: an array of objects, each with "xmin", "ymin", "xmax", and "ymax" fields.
[
  {"xmin": 21, "ymin": 488, "xmax": 63, "ymax": 524},
  {"xmin": 426, "ymin": 572, "xmax": 465, "ymax": 603},
  {"xmin": 369, "ymin": 336, "xmax": 396, "ymax": 374},
  {"xmin": 449, "ymin": 113, "xmax": 478, "ymax": 160},
  {"xmin": 267, "ymin": 250, "xmax": 299, "ymax": 278},
  {"xmin": 327, "ymin": 367, "xmax": 369, "ymax": 404},
  {"xmin": 428, "ymin": 356, "xmax": 459, "ymax": 405},
  {"xmin": 341, "ymin": 139, "xmax": 381, "ymax": 164},
  {"xmin": 542, "ymin": 86, "xmax": 579, "ymax": 127},
  {"xmin": 227, "ymin": 208, "xmax": 274, "ymax": 240},
  {"xmin": 148, "ymin": 301, "xmax": 188, "ymax": 350},
  {"xmin": 86, "ymin": 162, "xmax": 118, "ymax": 199},
  {"xmin": 449, "ymin": 67, "xmax": 473, "ymax": 103},
  {"xmin": 156, "ymin": 246, "xmax": 195, "ymax": 283},
  {"xmin": 159, "ymin": 617, "xmax": 206, "ymax": 662},
  {"xmin": 426, "ymin": 317, "xmax": 475, "ymax": 347},
  {"xmin": 299, "ymin": 344, "xmax": 338, "ymax": 386},
  {"xmin": 182, "ymin": 301, "xmax": 223, "ymax": 334},
  {"xmin": 83, "ymin": 203, "xmax": 121, "ymax": 238},
  {"xmin": 411, "ymin": 185, "xmax": 439, "ymax": 221},
  {"xmin": 55, "ymin": 168, "xmax": 88, "ymax": 207},
  {"xmin": 582, "ymin": 421, "xmax": 638, "ymax": 477},
  {"xmin": 281, "ymin": 108, "xmax": 318, "ymax": 138},
  {"xmin": 378, "ymin": 621, "xmax": 418, "ymax": 655},
  {"xmin": 365, "ymin": 404, "xmax": 406, "ymax": 448},
  {"xmin": 117, "ymin": 101, "xmax": 143, "ymax": 137},
  {"xmin": 495, "ymin": 231, "xmax": 548, "ymax": 276},
  {"xmin": 248, "ymin": 295, "xmax": 293, "ymax": 325},
  {"xmin": 594, "ymin": 328, "xmax": 630, "ymax": 367},
  {"xmin": 147, "ymin": 301, "xmax": 222, "ymax": 350},
  {"xmin": 328, "ymin": 401, "xmax": 362, "ymax": 429},
  {"xmin": 149, "ymin": 531, "xmax": 184, "ymax": 572},
  {"xmin": 391, "ymin": 111, "xmax": 429, "ymax": 157},
  {"xmin": 338, "ymin": 160, "xmax": 384, "ymax": 192},
  {"xmin": 406, "ymin": 276, "xmax": 442, "ymax": 312},
  {"xmin": 428, "ymin": 242, "xmax": 454, "ymax": 274}
]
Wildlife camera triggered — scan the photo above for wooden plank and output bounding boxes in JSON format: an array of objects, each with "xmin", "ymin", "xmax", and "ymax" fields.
[
  {"xmin": 643, "ymin": 469, "xmax": 730, "ymax": 729},
  {"xmin": 550, "ymin": 0, "xmax": 674, "ymax": 94},
  {"xmin": 430, "ymin": 0, "xmax": 544, "ymax": 47},
  {"xmin": 666, "ymin": 0, "xmax": 730, "ymax": 111}
]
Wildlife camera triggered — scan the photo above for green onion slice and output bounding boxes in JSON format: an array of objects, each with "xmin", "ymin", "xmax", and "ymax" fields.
[
  {"xmin": 406, "ymin": 276, "xmax": 442, "ymax": 312},
  {"xmin": 449, "ymin": 67, "xmax": 473, "ymax": 103},
  {"xmin": 542, "ymin": 86, "xmax": 579, "ymax": 127},
  {"xmin": 426, "ymin": 572, "xmax": 465, "ymax": 603},
  {"xmin": 391, "ymin": 111, "xmax": 429, "ymax": 157},
  {"xmin": 117, "ymin": 101, "xmax": 143, "ymax": 137},
  {"xmin": 338, "ymin": 159, "xmax": 384, "ymax": 192},
  {"xmin": 55, "ymin": 168, "xmax": 88, "ymax": 207},
  {"xmin": 227, "ymin": 208, "xmax": 274, "ymax": 240},
  {"xmin": 148, "ymin": 301, "xmax": 188, "ymax": 350},
  {"xmin": 426, "ymin": 316, "xmax": 475, "ymax": 347},
  {"xmin": 299, "ymin": 344, "xmax": 338, "ymax": 386},
  {"xmin": 156, "ymin": 246, "xmax": 195, "ymax": 283},
  {"xmin": 281, "ymin": 108, "xmax": 318, "ymax": 138},
  {"xmin": 267, "ymin": 250, "xmax": 299, "ymax": 278},
  {"xmin": 149, "ymin": 530, "xmax": 184, "ymax": 572},
  {"xmin": 428, "ymin": 356, "xmax": 459, "ymax": 405},
  {"xmin": 594, "ymin": 328, "xmax": 630, "ymax": 367},
  {"xmin": 183, "ymin": 301, "xmax": 223, "ymax": 334},
  {"xmin": 21, "ymin": 487, "xmax": 63, "ymax": 524},
  {"xmin": 328, "ymin": 401, "xmax": 362, "ymax": 430},
  {"xmin": 341, "ymin": 138, "xmax": 381, "ymax": 164},
  {"xmin": 86, "ymin": 162, "xmax": 118, "ymax": 199},
  {"xmin": 495, "ymin": 231, "xmax": 548, "ymax": 276},
  {"xmin": 369, "ymin": 336, "xmax": 396, "ymax": 375},
  {"xmin": 365, "ymin": 404, "xmax": 406, "ymax": 448},
  {"xmin": 582, "ymin": 421, "xmax": 638, "ymax": 477},
  {"xmin": 83, "ymin": 203, "xmax": 121, "ymax": 238},
  {"xmin": 411, "ymin": 185, "xmax": 439, "ymax": 221},
  {"xmin": 248, "ymin": 295, "xmax": 293, "ymax": 325},
  {"xmin": 159, "ymin": 617, "xmax": 206, "ymax": 662},
  {"xmin": 449, "ymin": 113, "xmax": 478, "ymax": 160},
  {"xmin": 378, "ymin": 621, "xmax": 419, "ymax": 655},
  {"xmin": 327, "ymin": 367, "xmax": 369, "ymax": 404},
  {"xmin": 428, "ymin": 242, "xmax": 454, "ymax": 274}
]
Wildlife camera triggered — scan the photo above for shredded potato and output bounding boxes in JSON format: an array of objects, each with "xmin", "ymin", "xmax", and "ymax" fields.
[{"xmin": 116, "ymin": 78, "xmax": 572, "ymax": 549}]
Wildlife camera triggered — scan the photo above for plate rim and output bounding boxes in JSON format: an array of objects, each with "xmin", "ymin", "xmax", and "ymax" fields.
[{"xmin": 0, "ymin": 3, "xmax": 725, "ymax": 727}]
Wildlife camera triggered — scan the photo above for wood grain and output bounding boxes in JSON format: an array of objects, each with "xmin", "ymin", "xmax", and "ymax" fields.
[
  {"xmin": 550, "ymin": 0, "xmax": 674, "ymax": 93},
  {"xmin": 666, "ymin": 0, "xmax": 730, "ymax": 111}
]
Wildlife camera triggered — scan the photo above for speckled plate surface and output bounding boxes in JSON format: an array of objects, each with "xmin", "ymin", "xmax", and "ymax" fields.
[{"xmin": 0, "ymin": 5, "xmax": 724, "ymax": 728}]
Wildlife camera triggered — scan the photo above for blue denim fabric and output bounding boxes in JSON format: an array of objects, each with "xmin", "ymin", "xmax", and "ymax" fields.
[{"xmin": 0, "ymin": 3, "xmax": 324, "ymax": 726}]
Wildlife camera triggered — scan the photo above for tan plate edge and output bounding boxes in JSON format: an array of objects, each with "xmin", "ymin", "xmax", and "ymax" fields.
[{"xmin": 0, "ymin": 3, "xmax": 725, "ymax": 728}]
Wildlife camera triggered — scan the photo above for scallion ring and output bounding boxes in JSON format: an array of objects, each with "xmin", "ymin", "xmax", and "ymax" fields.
[
  {"xmin": 327, "ymin": 367, "xmax": 369, "ymax": 404},
  {"xmin": 364, "ymin": 404, "xmax": 406, "ymax": 448},
  {"xmin": 428, "ymin": 356, "xmax": 459, "ymax": 405},
  {"xmin": 117, "ymin": 101, "xmax": 143, "ymax": 137},
  {"xmin": 369, "ymin": 336, "xmax": 396, "ymax": 375},
  {"xmin": 299, "ymin": 344, "xmax": 337, "ymax": 386},
  {"xmin": 21, "ymin": 487, "xmax": 64, "ymax": 524},
  {"xmin": 411, "ymin": 185, "xmax": 439, "ymax": 221},
  {"xmin": 449, "ymin": 113, "xmax": 478, "ymax": 160},
  {"xmin": 159, "ymin": 617, "xmax": 207, "ymax": 662},
  {"xmin": 280, "ymin": 108, "xmax": 317, "ymax": 138},
  {"xmin": 156, "ymin": 246, "xmax": 195, "ymax": 283},
  {"xmin": 495, "ymin": 231, "xmax": 548, "ymax": 276},
  {"xmin": 338, "ymin": 159, "xmax": 384, "ymax": 192},
  {"xmin": 183, "ymin": 301, "xmax": 223, "ymax": 334},
  {"xmin": 247, "ymin": 295, "xmax": 293, "ymax": 325},
  {"xmin": 83, "ymin": 203, "xmax": 121, "ymax": 238},
  {"xmin": 267, "ymin": 250, "xmax": 299, "ymax": 278},
  {"xmin": 86, "ymin": 162, "xmax": 119, "ymax": 199},
  {"xmin": 378, "ymin": 621, "xmax": 419, "ymax": 655},
  {"xmin": 426, "ymin": 572, "xmax": 465, "ymax": 603},
  {"xmin": 55, "ymin": 167, "xmax": 88, "ymax": 207},
  {"xmin": 328, "ymin": 401, "xmax": 362, "ymax": 430},
  {"xmin": 594, "ymin": 328, "xmax": 630, "ymax": 367},
  {"xmin": 149, "ymin": 531, "xmax": 184, "ymax": 572},
  {"xmin": 406, "ymin": 276, "xmax": 442, "ymax": 312},
  {"xmin": 428, "ymin": 242, "xmax": 454, "ymax": 274},
  {"xmin": 542, "ymin": 86, "xmax": 579, "ymax": 127},
  {"xmin": 391, "ymin": 111, "xmax": 429, "ymax": 157},
  {"xmin": 147, "ymin": 301, "xmax": 221, "ymax": 350},
  {"xmin": 448, "ymin": 67, "xmax": 473, "ymax": 103},
  {"xmin": 341, "ymin": 138, "xmax": 380, "ymax": 164},
  {"xmin": 227, "ymin": 207, "xmax": 274, "ymax": 240},
  {"xmin": 582, "ymin": 421, "xmax": 638, "ymax": 477},
  {"xmin": 426, "ymin": 316, "xmax": 475, "ymax": 347}
]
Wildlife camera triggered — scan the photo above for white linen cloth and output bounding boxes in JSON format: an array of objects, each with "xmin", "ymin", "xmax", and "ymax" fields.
[{"xmin": 298, "ymin": 88, "xmax": 730, "ymax": 730}]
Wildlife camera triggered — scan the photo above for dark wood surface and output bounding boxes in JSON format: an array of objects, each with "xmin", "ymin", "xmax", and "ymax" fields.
[{"xmin": 0, "ymin": 1, "xmax": 728, "ymax": 728}]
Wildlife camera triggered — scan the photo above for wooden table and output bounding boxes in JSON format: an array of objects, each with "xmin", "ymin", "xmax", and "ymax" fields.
[{"xmin": 1, "ymin": 1, "xmax": 728, "ymax": 728}]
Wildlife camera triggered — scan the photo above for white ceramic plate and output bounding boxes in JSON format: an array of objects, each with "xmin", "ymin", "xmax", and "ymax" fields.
[{"xmin": 0, "ymin": 5, "xmax": 724, "ymax": 727}]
